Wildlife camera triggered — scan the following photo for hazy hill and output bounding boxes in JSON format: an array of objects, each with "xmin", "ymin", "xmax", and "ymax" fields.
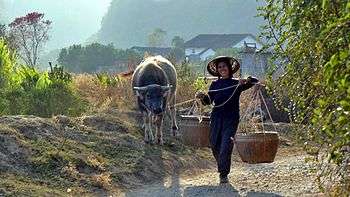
[
  {"xmin": 2, "ymin": 0, "xmax": 111, "ymax": 51},
  {"xmin": 96, "ymin": 0, "xmax": 265, "ymax": 48}
]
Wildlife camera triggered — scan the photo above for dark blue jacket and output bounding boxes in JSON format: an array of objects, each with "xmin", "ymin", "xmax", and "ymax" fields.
[{"xmin": 205, "ymin": 78, "xmax": 257, "ymax": 119}]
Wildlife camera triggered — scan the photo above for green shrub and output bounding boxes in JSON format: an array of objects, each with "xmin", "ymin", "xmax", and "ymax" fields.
[
  {"xmin": 259, "ymin": 0, "xmax": 350, "ymax": 193},
  {"xmin": 0, "ymin": 40, "xmax": 87, "ymax": 117}
]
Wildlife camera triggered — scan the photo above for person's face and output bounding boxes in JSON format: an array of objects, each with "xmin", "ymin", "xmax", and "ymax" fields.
[{"xmin": 217, "ymin": 61, "xmax": 230, "ymax": 78}]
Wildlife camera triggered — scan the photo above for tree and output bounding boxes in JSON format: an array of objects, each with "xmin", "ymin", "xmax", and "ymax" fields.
[
  {"xmin": 82, "ymin": 43, "xmax": 116, "ymax": 72},
  {"xmin": 168, "ymin": 36, "xmax": 185, "ymax": 62},
  {"xmin": 9, "ymin": 12, "xmax": 51, "ymax": 67},
  {"xmin": 57, "ymin": 43, "xmax": 142, "ymax": 73},
  {"xmin": 0, "ymin": 23, "xmax": 16, "ymax": 52},
  {"xmin": 0, "ymin": 24, "xmax": 5, "ymax": 38},
  {"xmin": 171, "ymin": 36, "xmax": 184, "ymax": 49},
  {"xmin": 57, "ymin": 44, "xmax": 84, "ymax": 73},
  {"xmin": 259, "ymin": 0, "xmax": 350, "ymax": 193},
  {"xmin": 148, "ymin": 28, "xmax": 167, "ymax": 47},
  {"xmin": 0, "ymin": 39, "xmax": 15, "ymax": 89}
]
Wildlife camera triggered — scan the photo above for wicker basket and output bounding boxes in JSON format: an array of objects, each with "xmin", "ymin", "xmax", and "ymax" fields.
[
  {"xmin": 179, "ymin": 115, "xmax": 210, "ymax": 147},
  {"xmin": 235, "ymin": 132, "xmax": 279, "ymax": 164}
]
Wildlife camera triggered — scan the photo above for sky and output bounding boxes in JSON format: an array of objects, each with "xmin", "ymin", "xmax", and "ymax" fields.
[{"xmin": 2, "ymin": 0, "xmax": 112, "ymax": 51}]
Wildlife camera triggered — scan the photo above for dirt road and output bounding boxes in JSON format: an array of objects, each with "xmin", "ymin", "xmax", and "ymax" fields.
[{"xmin": 122, "ymin": 147, "xmax": 320, "ymax": 197}]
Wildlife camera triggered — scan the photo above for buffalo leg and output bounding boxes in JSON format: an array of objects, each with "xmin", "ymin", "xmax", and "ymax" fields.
[
  {"xmin": 143, "ymin": 112, "xmax": 154, "ymax": 143},
  {"xmin": 169, "ymin": 95, "xmax": 179, "ymax": 136},
  {"xmin": 155, "ymin": 115, "xmax": 164, "ymax": 145},
  {"xmin": 148, "ymin": 113, "xmax": 155, "ymax": 143},
  {"xmin": 142, "ymin": 113, "xmax": 149, "ymax": 143}
]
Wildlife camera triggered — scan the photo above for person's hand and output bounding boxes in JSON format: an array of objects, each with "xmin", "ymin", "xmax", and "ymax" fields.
[
  {"xmin": 195, "ymin": 91, "xmax": 207, "ymax": 99},
  {"xmin": 230, "ymin": 137, "xmax": 235, "ymax": 144},
  {"xmin": 239, "ymin": 79, "xmax": 248, "ymax": 85}
]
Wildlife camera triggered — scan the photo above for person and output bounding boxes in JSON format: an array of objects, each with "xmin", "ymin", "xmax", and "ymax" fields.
[{"xmin": 195, "ymin": 56, "xmax": 259, "ymax": 184}]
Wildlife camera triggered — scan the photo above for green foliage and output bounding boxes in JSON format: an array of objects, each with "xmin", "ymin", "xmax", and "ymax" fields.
[
  {"xmin": 48, "ymin": 63, "xmax": 72, "ymax": 83},
  {"xmin": 0, "ymin": 39, "xmax": 15, "ymax": 88},
  {"xmin": 57, "ymin": 43, "xmax": 142, "ymax": 73},
  {"xmin": 175, "ymin": 61, "xmax": 197, "ymax": 82},
  {"xmin": 147, "ymin": 28, "xmax": 167, "ymax": 47},
  {"xmin": 96, "ymin": 73, "xmax": 123, "ymax": 87},
  {"xmin": 0, "ymin": 24, "xmax": 6, "ymax": 38},
  {"xmin": 171, "ymin": 36, "xmax": 185, "ymax": 49},
  {"xmin": 1, "ymin": 65, "xmax": 86, "ymax": 117},
  {"xmin": 167, "ymin": 36, "xmax": 185, "ymax": 62},
  {"xmin": 259, "ymin": 0, "xmax": 350, "ymax": 192},
  {"xmin": 193, "ymin": 78, "xmax": 208, "ymax": 92},
  {"xmin": 0, "ymin": 40, "xmax": 86, "ymax": 117}
]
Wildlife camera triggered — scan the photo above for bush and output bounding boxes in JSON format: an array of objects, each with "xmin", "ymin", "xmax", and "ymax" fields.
[
  {"xmin": 0, "ymin": 39, "xmax": 15, "ymax": 88},
  {"xmin": 0, "ymin": 40, "xmax": 86, "ymax": 117},
  {"xmin": 259, "ymin": 0, "xmax": 350, "ymax": 193},
  {"xmin": 2, "ymin": 65, "xmax": 86, "ymax": 117}
]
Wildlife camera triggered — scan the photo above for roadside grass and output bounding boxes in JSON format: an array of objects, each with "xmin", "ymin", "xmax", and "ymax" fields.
[{"xmin": 0, "ymin": 112, "xmax": 212, "ymax": 195}]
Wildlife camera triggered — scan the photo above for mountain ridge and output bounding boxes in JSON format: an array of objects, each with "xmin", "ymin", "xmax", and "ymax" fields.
[{"xmin": 96, "ymin": 0, "xmax": 265, "ymax": 48}]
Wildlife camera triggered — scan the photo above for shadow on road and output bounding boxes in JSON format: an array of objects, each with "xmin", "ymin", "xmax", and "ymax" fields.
[
  {"xmin": 183, "ymin": 183, "xmax": 239, "ymax": 196},
  {"xmin": 184, "ymin": 184, "xmax": 283, "ymax": 197},
  {"xmin": 246, "ymin": 191, "xmax": 283, "ymax": 197}
]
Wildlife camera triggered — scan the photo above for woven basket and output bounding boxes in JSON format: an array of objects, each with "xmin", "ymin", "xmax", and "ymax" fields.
[
  {"xmin": 235, "ymin": 132, "xmax": 279, "ymax": 164},
  {"xmin": 179, "ymin": 115, "xmax": 210, "ymax": 147}
]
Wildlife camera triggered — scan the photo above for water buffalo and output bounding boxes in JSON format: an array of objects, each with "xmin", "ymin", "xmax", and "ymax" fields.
[{"xmin": 132, "ymin": 55, "xmax": 178, "ymax": 145}]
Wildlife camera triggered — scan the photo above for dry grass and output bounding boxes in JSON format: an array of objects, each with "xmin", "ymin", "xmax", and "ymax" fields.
[
  {"xmin": 72, "ymin": 73, "xmax": 206, "ymax": 114},
  {"xmin": 73, "ymin": 74, "xmax": 136, "ymax": 112},
  {"xmin": 71, "ymin": 72, "xmax": 257, "ymax": 117},
  {"xmin": 91, "ymin": 172, "xmax": 112, "ymax": 189}
]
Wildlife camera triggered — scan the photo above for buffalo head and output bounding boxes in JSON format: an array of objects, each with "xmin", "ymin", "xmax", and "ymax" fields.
[{"xmin": 134, "ymin": 84, "xmax": 171, "ymax": 115}]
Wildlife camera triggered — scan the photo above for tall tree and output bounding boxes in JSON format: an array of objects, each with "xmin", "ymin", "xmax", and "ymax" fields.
[
  {"xmin": 9, "ymin": 12, "xmax": 51, "ymax": 67},
  {"xmin": 169, "ymin": 36, "xmax": 185, "ymax": 62},
  {"xmin": 148, "ymin": 28, "xmax": 167, "ymax": 47},
  {"xmin": 0, "ymin": 23, "xmax": 15, "ymax": 51},
  {"xmin": 57, "ymin": 44, "xmax": 83, "ymax": 72},
  {"xmin": 260, "ymin": 0, "xmax": 350, "ymax": 193},
  {"xmin": 0, "ymin": 24, "xmax": 5, "ymax": 38},
  {"xmin": 57, "ymin": 43, "xmax": 142, "ymax": 73},
  {"xmin": 171, "ymin": 36, "xmax": 185, "ymax": 49}
]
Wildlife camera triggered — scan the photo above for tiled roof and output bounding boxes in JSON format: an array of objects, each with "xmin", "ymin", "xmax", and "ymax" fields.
[
  {"xmin": 184, "ymin": 34, "xmax": 256, "ymax": 49},
  {"xmin": 131, "ymin": 46, "xmax": 172, "ymax": 56}
]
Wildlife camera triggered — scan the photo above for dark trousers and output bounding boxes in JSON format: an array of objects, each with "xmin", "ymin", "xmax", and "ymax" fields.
[{"xmin": 210, "ymin": 115, "xmax": 239, "ymax": 176}]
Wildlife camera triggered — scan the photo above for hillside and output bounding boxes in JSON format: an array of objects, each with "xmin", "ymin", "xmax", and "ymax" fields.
[
  {"xmin": 0, "ymin": 110, "xmax": 211, "ymax": 195},
  {"xmin": 96, "ymin": 0, "xmax": 265, "ymax": 48}
]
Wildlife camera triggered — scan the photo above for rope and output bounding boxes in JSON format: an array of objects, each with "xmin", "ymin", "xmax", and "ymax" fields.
[
  {"xmin": 212, "ymin": 84, "xmax": 240, "ymax": 108},
  {"xmin": 241, "ymin": 88, "xmax": 259, "ymax": 121},
  {"xmin": 259, "ymin": 93, "xmax": 266, "ymax": 134},
  {"xmin": 172, "ymin": 99, "xmax": 196, "ymax": 108},
  {"xmin": 172, "ymin": 83, "xmax": 254, "ymax": 110},
  {"xmin": 207, "ymin": 84, "xmax": 239, "ymax": 92},
  {"xmin": 259, "ymin": 89, "xmax": 278, "ymax": 133}
]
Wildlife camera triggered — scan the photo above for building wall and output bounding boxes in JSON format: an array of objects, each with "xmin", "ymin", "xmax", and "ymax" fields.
[
  {"xmin": 199, "ymin": 48, "xmax": 216, "ymax": 61},
  {"xmin": 185, "ymin": 48, "xmax": 206, "ymax": 56}
]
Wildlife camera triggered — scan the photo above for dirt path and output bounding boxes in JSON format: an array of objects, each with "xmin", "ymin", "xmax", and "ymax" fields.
[{"xmin": 121, "ymin": 147, "xmax": 320, "ymax": 197}]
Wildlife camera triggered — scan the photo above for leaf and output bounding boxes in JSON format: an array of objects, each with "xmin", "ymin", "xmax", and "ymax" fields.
[
  {"xmin": 322, "ymin": 0, "xmax": 328, "ymax": 9},
  {"xmin": 36, "ymin": 72, "xmax": 52, "ymax": 89}
]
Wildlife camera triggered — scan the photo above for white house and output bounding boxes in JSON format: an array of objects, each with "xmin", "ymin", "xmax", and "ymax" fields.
[{"xmin": 184, "ymin": 34, "xmax": 263, "ymax": 61}]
